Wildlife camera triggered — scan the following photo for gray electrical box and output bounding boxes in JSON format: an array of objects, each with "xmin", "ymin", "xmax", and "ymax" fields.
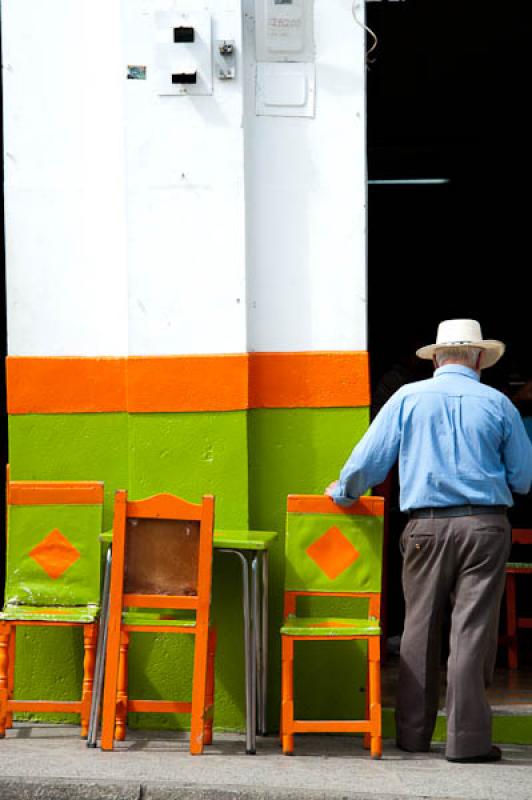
[{"xmin": 255, "ymin": 0, "xmax": 315, "ymax": 63}]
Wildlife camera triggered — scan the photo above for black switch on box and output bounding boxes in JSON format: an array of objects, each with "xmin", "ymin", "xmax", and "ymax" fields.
[
  {"xmin": 174, "ymin": 27, "xmax": 194, "ymax": 43},
  {"xmin": 172, "ymin": 72, "xmax": 197, "ymax": 84}
]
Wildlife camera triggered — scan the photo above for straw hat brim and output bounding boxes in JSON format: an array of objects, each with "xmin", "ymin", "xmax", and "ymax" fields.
[{"xmin": 416, "ymin": 340, "xmax": 505, "ymax": 369}]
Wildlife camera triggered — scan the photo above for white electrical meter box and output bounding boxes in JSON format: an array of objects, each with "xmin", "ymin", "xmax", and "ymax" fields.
[
  {"xmin": 155, "ymin": 10, "xmax": 213, "ymax": 96},
  {"xmin": 256, "ymin": 62, "xmax": 315, "ymax": 117},
  {"xmin": 255, "ymin": 0, "xmax": 314, "ymax": 62}
]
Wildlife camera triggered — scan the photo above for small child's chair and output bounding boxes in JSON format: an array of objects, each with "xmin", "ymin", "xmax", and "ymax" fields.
[
  {"xmin": 280, "ymin": 494, "xmax": 384, "ymax": 758},
  {"xmin": 0, "ymin": 479, "xmax": 104, "ymax": 737},
  {"xmin": 100, "ymin": 491, "xmax": 217, "ymax": 754}
]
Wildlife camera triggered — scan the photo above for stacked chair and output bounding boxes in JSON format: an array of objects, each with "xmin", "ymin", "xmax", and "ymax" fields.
[
  {"xmin": 280, "ymin": 494, "xmax": 384, "ymax": 758},
  {"xmin": 0, "ymin": 479, "xmax": 104, "ymax": 738}
]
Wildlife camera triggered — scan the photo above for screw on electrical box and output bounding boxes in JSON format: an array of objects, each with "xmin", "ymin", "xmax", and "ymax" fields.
[{"xmin": 219, "ymin": 41, "xmax": 234, "ymax": 56}]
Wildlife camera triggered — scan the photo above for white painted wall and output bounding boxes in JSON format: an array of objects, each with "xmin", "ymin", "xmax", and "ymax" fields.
[
  {"xmin": 2, "ymin": 0, "xmax": 367, "ymax": 358},
  {"xmin": 244, "ymin": 0, "xmax": 368, "ymax": 352},
  {"xmin": 123, "ymin": 0, "xmax": 247, "ymax": 356},
  {"xmin": 2, "ymin": 0, "xmax": 129, "ymax": 356}
]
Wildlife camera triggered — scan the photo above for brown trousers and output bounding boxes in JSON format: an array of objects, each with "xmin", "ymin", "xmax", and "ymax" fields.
[{"xmin": 395, "ymin": 513, "xmax": 511, "ymax": 758}]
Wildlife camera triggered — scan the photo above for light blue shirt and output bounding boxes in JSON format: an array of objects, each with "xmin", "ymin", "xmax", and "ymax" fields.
[{"xmin": 332, "ymin": 364, "xmax": 532, "ymax": 511}]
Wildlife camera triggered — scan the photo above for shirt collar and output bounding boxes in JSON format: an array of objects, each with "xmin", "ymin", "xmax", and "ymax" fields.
[{"xmin": 434, "ymin": 364, "xmax": 480, "ymax": 382}]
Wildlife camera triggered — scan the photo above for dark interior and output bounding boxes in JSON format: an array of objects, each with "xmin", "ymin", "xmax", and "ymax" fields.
[{"xmin": 366, "ymin": 0, "xmax": 532, "ymax": 662}]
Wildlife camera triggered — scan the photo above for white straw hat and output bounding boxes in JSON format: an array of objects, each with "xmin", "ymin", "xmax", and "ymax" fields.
[{"xmin": 416, "ymin": 319, "xmax": 505, "ymax": 369}]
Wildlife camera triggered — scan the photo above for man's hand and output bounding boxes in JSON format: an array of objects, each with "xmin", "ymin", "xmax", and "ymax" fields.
[
  {"xmin": 326, "ymin": 480, "xmax": 357, "ymax": 507},
  {"xmin": 325, "ymin": 480, "xmax": 339, "ymax": 497}
]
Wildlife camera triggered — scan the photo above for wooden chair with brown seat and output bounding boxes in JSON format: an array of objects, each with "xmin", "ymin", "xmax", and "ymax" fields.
[
  {"xmin": 503, "ymin": 528, "xmax": 532, "ymax": 670},
  {"xmin": 100, "ymin": 491, "xmax": 217, "ymax": 754}
]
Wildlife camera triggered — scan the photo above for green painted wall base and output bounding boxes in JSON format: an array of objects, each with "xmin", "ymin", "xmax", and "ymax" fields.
[
  {"xmin": 11, "ymin": 405, "xmax": 530, "ymax": 744},
  {"xmin": 382, "ymin": 707, "xmax": 532, "ymax": 746},
  {"xmin": 7, "ymin": 406, "xmax": 369, "ymax": 732}
]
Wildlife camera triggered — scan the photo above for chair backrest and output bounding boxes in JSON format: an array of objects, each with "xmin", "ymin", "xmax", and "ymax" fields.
[
  {"xmin": 509, "ymin": 528, "xmax": 532, "ymax": 567},
  {"xmin": 110, "ymin": 491, "xmax": 215, "ymax": 625},
  {"xmin": 4, "ymin": 480, "xmax": 104, "ymax": 609},
  {"xmin": 284, "ymin": 494, "xmax": 384, "ymax": 614},
  {"xmin": 512, "ymin": 529, "xmax": 532, "ymax": 546}
]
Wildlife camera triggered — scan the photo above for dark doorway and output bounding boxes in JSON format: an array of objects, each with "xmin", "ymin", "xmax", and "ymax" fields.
[{"xmin": 366, "ymin": 0, "xmax": 532, "ymax": 657}]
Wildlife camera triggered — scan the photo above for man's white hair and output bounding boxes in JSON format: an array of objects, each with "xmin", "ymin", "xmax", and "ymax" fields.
[{"xmin": 434, "ymin": 346, "xmax": 482, "ymax": 369}]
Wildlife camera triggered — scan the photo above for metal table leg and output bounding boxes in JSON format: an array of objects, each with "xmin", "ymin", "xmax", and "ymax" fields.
[
  {"xmin": 218, "ymin": 549, "xmax": 256, "ymax": 754},
  {"xmin": 260, "ymin": 550, "xmax": 269, "ymax": 736},
  {"xmin": 87, "ymin": 546, "xmax": 112, "ymax": 748},
  {"xmin": 252, "ymin": 553, "xmax": 261, "ymax": 736}
]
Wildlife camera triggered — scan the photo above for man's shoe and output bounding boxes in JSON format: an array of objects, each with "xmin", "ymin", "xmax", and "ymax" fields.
[{"xmin": 447, "ymin": 745, "xmax": 502, "ymax": 764}]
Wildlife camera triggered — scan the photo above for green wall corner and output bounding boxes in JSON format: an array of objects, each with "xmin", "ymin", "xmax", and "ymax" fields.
[
  {"xmin": 247, "ymin": 406, "xmax": 371, "ymax": 729},
  {"xmin": 6, "ymin": 406, "xmax": 371, "ymax": 732}
]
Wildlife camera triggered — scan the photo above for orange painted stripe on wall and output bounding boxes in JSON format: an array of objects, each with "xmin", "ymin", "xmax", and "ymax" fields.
[
  {"xmin": 248, "ymin": 351, "xmax": 370, "ymax": 409},
  {"xmin": 6, "ymin": 351, "xmax": 370, "ymax": 413},
  {"xmin": 127, "ymin": 355, "xmax": 249, "ymax": 412},
  {"xmin": 6, "ymin": 357, "xmax": 127, "ymax": 414}
]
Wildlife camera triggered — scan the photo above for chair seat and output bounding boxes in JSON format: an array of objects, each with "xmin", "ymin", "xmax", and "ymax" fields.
[
  {"xmin": 122, "ymin": 610, "xmax": 196, "ymax": 627},
  {"xmin": 281, "ymin": 615, "xmax": 381, "ymax": 637},
  {"xmin": 1, "ymin": 604, "xmax": 99, "ymax": 623}
]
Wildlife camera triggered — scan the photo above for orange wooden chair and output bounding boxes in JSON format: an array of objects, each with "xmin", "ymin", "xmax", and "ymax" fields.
[
  {"xmin": 280, "ymin": 494, "xmax": 384, "ymax": 758},
  {"xmin": 503, "ymin": 528, "xmax": 532, "ymax": 669},
  {"xmin": 100, "ymin": 491, "xmax": 216, "ymax": 754},
  {"xmin": 0, "ymin": 479, "xmax": 104, "ymax": 738}
]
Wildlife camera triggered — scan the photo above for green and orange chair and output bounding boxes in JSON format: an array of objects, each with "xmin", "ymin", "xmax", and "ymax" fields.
[
  {"xmin": 0, "ymin": 479, "xmax": 104, "ymax": 738},
  {"xmin": 280, "ymin": 494, "xmax": 384, "ymax": 758}
]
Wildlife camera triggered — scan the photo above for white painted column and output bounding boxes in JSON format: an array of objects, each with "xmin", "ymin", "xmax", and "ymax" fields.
[
  {"xmin": 243, "ymin": 0, "xmax": 367, "ymax": 353},
  {"xmin": 123, "ymin": 0, "xmax": 248, "ymax": 356},
  {"xmin": 3, "ymin": 0, "xmax": 366, "ymax": 360},
  {"xmin": 2, "ymin": 0, "xmax": 129, "ymax": 357}
]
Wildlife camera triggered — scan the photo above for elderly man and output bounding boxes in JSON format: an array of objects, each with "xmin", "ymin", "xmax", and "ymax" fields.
[{"xmin": 327, "ymin": 319, "xmax": 532, "ymax": 763}]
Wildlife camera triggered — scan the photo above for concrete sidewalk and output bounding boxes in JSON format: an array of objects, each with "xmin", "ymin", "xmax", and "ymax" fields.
[{"xmin": 0, "ymin": 724, "xmax": 531, "ymax": 800}]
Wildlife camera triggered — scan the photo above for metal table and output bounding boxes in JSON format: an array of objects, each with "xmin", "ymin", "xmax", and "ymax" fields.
[
  {"xmin": 87, "ymin": 528, "xmax": 278, "ymax": 755},
  {"xmin": 214, "ymin": 529, "xmax": 278, "ymax": 754}
]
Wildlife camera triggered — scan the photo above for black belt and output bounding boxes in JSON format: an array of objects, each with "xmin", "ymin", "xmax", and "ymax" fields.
[{"xmin": 409, "ymin": 505, "xmax": 507, "ymax": 519}]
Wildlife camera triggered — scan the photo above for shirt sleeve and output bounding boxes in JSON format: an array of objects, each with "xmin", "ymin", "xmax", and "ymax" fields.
[
  {"xmin": 502, "ymin": 401, "xmax": 532, "ymax": 495},
  {"xmin": 331, "ymin": 392, "xmax": 402, "ymax": 506}
]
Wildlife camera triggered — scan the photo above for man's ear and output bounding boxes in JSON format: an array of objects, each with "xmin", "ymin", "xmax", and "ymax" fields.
[{"xmin": 476, "ymin": 351, "xmax": 483, "ymax": 371}]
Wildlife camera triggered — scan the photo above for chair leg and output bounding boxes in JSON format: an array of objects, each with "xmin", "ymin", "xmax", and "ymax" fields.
[
  {"xmin": 506, "ymin": 574, "xmax": 518, "ymax": 670},
  {"xmin": 101, "ymin": 615, "xmax": 123, "ymax": 752},
  {"xmin": 190, "ymin": 625, "xmax": 210, "ymax": 755},
  {"xmin": 81, "ymin": 624, "xmax": 98, "ymax": 738},
  {"xmin": 204, "ymin": 627, "xmax": 217, "ymax": 746},
  {"xmin": 5, "ymin": 626, "xmax": 15, "ymax": 730},
  {"xmin": 363, "ymin": 660, "xmax": 370, "ymax": 750},
  {"xmin": 115, "ymin": 631, "xmax": 129, "ymax": 742},
  {"xmin": 0, "ymin": 623, "xmax": 12, "ymax": 738},
  {"xmin": 368, "ymin": 637, "xmax": 382, "ymax": 759},
  {"xmin": 281, "ymin": 636, "xmax": 294, "ymax": 755}
]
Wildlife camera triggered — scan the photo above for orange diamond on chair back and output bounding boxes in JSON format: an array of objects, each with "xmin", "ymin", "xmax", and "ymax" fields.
[
  {"xmin": 29, "ymin": 529, "xmax": 81, "ymax": 580},
  {"xmin": 306, "ymin": 526, "xmax": 360, "ymax": 581}
]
